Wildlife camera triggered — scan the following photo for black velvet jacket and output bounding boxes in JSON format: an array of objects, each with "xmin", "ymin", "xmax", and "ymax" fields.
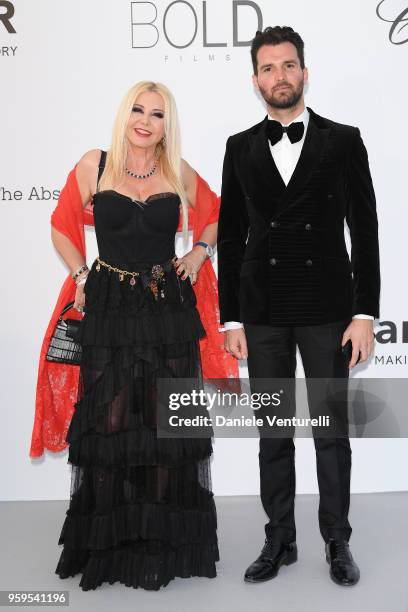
[{"xmin": 217, "ymin": 107, "xmax": 381, "ymax": 326}]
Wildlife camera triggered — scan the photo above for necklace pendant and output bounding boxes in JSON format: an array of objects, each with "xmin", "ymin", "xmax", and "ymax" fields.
[
  {"xmin": 96, "ymin": 262, "xmax": 101, "ymax": 272},
  {"xmin": 129, "ymin": 276, "xmax": 136, "ymax": 287},
  {"xmin": 119, "ymin": 273, "xmax": 124, "ymax": 282}
]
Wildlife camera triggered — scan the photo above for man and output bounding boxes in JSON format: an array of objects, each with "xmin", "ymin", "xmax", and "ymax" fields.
[{"xmin": 217, "ymin": 26, "xmax": 380, "ymax": 586}]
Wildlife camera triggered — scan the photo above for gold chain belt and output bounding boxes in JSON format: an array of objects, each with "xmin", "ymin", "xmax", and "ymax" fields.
[{"xmin": 95, "ymin": 256, "xmax": 178, "ymax": 300}]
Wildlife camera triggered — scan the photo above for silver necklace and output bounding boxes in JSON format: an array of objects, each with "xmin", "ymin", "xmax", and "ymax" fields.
[{"xmin": 125, "ymin": 160, "xmax": 158, "ymax": 180}]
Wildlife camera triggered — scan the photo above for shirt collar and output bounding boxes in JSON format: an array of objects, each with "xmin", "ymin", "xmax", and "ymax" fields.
[{"xmin": 268, "ymin": 106, "xmax": 309, "ymax": 129}]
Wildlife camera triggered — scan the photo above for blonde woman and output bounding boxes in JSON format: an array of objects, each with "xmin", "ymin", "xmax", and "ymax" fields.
[{"xmin": 52, "ymin": 82, "xmax": 219, "ymax": 590}]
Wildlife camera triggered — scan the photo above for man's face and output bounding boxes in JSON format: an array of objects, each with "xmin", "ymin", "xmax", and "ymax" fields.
[{"xmin": 252, "ymin": 42, "xmax": 308, "ymax": 110}]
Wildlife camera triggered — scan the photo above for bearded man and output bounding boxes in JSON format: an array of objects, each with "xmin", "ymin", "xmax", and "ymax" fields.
[{"xmin": 217, "ymin": 26, "xmax": 380, "ymax": 586}]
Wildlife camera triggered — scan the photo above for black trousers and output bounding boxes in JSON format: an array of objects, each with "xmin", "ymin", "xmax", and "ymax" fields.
[{"xmin": 244, "ymin": 319, "xmax": 352, "ymax": 544}]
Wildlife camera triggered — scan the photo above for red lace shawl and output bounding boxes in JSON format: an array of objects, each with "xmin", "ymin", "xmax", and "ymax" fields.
[{"xmin": 29, "ymin": 166, "xmax": 239, "ymax": 458}]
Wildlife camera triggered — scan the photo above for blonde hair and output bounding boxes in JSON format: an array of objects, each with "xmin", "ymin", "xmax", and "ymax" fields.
[{"xmin": 99, "ymin": 81, "xmax": 189, "ymax": 240}]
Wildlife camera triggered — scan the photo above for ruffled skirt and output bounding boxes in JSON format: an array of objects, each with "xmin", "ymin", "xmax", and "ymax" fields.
[{"xmin": 55, "ymin": 258, "xmax": 219, "ymax": 590}]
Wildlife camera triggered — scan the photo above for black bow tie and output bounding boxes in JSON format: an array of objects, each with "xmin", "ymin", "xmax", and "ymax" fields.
[{"xmin": 266, "ymin": 119, "xmax": 305, "ymax": 146}]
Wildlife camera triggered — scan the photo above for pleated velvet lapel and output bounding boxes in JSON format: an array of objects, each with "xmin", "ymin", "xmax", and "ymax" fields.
[
  {"xmin": 248, "ymin": 115, "xmax": 286, "ymax": 201},
  {"xmin": 246, "ymin": 107, "xmax": 331, "ymax": 219}
]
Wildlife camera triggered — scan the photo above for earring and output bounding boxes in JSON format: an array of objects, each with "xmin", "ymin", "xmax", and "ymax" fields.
[{"xmin": 161, "ymin": 135, "xmax": 167, "ymax": 147}]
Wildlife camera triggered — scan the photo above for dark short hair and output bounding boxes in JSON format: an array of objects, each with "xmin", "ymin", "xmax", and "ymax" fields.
[{"xmin": 251, "ymin": 26, "xmax": 305, "ymax": 74}]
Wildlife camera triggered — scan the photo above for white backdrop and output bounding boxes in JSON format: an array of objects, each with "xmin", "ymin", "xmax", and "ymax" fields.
[{"xmin": 1, "ymin": 0, "xmax": 407, "ymax": 501}]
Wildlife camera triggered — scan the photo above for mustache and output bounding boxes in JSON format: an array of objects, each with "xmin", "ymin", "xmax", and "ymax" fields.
[{"xmin": 273, "ymin": 83, "xmax": 293, "ymax": 91}]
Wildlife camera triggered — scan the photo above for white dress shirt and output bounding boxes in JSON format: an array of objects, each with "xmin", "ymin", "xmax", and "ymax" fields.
[{"xmin": 221, "ymin": 107, "xmax": 373, "ymax": 331}]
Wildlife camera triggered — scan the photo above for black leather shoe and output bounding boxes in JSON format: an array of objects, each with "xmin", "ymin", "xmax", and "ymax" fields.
[
  {"xmin": 244, "ymin": 539, "xmax": 297, "ymax": 583},
  {"xmin": 325, "ymin": 539, "xmax": 360, "ymax": 586}
]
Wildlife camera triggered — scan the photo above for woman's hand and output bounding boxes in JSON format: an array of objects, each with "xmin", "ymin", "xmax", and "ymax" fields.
[
  {"xmin": 73, "ymin": 284, "xmax": 86, "ymax": 312},
  {"xmin": 173, "ymin": 246, "xmax": 207, "ymax": 284}
]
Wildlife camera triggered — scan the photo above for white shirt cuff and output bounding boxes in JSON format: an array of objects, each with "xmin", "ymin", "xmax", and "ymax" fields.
[
  {"xmin": 220, "ymin": 316, "xmax": 373, "ymax": 331},
  {"xmin": 219, "ymin": 321, "xmax": 244, "ymax": 332}
]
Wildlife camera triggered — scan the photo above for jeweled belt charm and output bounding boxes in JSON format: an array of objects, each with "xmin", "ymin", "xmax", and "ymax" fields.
[
  {"xmin": 150, "ymin": 264, "xmax": 166, "ymax": 300},
  {"xmin": 94, "ymin": 257, "xmax": 169, "ymax": 297},
  {"xmin": 149, "ymin": 279, "xmax": 158, "ymax": 300},
  {"xmin": 95, "ymin": 257, "xmax": 141, "ymax": 285}
]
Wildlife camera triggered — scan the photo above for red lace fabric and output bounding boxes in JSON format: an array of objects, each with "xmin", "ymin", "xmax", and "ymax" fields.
[{"xmin": 29, "ymin": 168, "xmax": 239, "ymax": 458}]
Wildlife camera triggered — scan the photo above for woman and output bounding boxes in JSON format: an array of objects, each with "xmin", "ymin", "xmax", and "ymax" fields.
[{"xmin": 51, "ymin": 81, "xmax": 222, "ymax": 590}]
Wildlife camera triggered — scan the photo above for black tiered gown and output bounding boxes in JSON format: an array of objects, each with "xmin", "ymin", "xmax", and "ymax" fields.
[{"xmin": 55, "ymin": 188, "xmax": 219, "ymax": 590}]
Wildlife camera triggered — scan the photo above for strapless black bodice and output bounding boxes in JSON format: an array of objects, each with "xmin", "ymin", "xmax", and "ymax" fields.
[{"xmin": 92, "ymin": 190, "xmax": 180, "ymax": 264}]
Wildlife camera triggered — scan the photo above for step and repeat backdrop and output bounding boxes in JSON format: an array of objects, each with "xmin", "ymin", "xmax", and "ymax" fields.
[{"xmin": 1, "ymin": 0, "xmax": 407, "ymax": 500}]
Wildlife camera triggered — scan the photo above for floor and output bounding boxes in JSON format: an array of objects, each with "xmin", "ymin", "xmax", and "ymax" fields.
[{"xmin": 0, "ymin": 493, "xmax": 407, "ymax": 612}]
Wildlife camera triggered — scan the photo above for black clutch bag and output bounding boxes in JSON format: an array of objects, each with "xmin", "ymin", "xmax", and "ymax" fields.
[{"xmin": 45, "ymin": 301, "xmax": 82, "ymax": 365}]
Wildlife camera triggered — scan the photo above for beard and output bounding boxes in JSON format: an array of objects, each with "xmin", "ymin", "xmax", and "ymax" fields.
[{"xmin": 259, "ymin": 79, "xmax": 304, "ymax": 110}]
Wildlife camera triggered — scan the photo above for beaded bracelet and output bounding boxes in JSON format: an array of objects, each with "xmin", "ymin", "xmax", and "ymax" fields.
[{"xmin": 72, "ymin": 264, "xmax": 89, "ymax": 281}]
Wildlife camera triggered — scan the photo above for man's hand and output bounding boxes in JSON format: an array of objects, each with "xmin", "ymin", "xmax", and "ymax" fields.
[
  {"xmin": 341, "ymin": 319, "xmax": 375, "ymax": 369},
  {"xmin": 224, "ymin": 328, "xmax": 248, "ymax": 360}
]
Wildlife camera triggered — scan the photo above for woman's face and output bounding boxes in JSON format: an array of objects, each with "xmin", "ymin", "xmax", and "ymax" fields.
[{"xmin": 126, "ymin": 91, "xmax": 165, "ymax": 150}]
